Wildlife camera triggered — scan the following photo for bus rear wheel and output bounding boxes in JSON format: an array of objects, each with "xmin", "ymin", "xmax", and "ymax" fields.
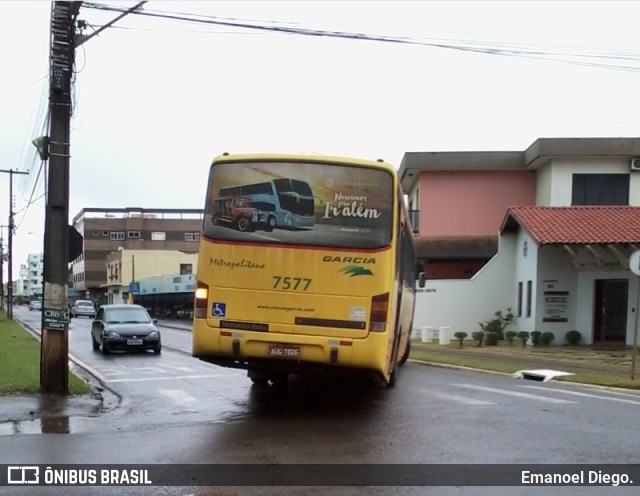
[{"xmin": 248, "ymin": 369, "xmax": 268, "ymax": 386}]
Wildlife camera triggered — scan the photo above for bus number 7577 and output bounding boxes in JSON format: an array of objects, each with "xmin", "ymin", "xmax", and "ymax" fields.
[{"xmin": 273, "ymin": 276, "xmax": 312, "ymax": 291}]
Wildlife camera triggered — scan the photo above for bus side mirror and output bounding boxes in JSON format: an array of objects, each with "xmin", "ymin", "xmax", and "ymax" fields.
[{"xmin": 418, "ymin": 271, "xmax": 426, "ymax": 288}]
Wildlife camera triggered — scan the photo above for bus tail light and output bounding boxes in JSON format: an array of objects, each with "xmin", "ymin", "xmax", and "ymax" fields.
[
  {"xmin": 369, "ymin": 292, "xmax": 389, "ymax": 332},
  {"xmin": 194, "ymin": 281, "xmax": 209, "ymax": 319}
]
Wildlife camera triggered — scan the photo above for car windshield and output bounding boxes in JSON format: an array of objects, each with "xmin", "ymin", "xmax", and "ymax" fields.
[
  {"xmin": 105, "ymin": 308, "xmax": 151, "ymax": 324},
  {"xmin": 77, "ymin": 302, "xmax": 94, "ymax": 308}
]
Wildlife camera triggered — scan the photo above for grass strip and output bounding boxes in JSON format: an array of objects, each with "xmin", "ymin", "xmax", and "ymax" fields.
[
  {"xmin": 409, "ymin": 341, "xmax": 640, "ymax": 390},
  {"xmin": 0, "ymin": 315, "xmax": 91, "ymax": 395}
]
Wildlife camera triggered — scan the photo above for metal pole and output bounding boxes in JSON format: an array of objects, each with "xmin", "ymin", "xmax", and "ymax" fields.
[{"xmin": 632, "ymin": 276, "xmax": 640, "ymax": 380}]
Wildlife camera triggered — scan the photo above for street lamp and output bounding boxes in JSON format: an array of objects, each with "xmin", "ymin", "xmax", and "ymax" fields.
[{"xmin": 32, "ymin": 136, "xmax": 50, "ymax": 161}]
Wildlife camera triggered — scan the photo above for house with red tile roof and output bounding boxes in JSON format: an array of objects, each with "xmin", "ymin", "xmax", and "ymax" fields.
[{"xmin": 400, "ymin": 138, "xmax": 640, "ymax": 346}]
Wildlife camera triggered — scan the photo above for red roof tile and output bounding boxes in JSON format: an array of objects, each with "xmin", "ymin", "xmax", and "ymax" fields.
[{"xmin": 503, "ymin": 206, "xmax": 640, "ymax": 244}]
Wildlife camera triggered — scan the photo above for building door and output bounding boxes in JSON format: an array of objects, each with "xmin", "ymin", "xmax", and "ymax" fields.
[{"xmin": 593, "ymin": 279, "xmax": 628, "ymax": 345}]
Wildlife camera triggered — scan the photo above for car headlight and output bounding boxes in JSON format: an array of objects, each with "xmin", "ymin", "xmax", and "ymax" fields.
[
  {"xmin": 107, "ymin": 331, "xmax": 121, "ymax": 338},
  {"xmin": 147, "ymin": 331, "xmax": 160, "ymax": 339}
]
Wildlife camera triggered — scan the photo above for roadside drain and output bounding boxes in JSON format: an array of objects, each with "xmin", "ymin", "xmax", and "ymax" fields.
[{"xmin": 513, "ymin": 369, "xmax": 575, "ymax": 382}]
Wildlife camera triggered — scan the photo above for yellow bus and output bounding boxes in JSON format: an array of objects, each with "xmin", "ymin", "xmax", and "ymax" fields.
[{"xmin": 192, "ymin": 153, "xmax": 420, "ymax": 387}]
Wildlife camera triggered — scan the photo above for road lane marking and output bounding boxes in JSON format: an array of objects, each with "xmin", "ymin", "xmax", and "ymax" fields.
[
  {"xmin": 520, "ymin": 385, "xmax": 640, "ymax": 405},
  {"xmin": 402, "ymin": 384, "xmax": 495, "ymax": 405},
  {"xmin": 427, "ymin": 390, "xmax": 496, "ymax": 406},
  {"xmin": 129, "ymin": 366, "xmax": 168, "ymax": 374},
  {"xmin": 162, "ymin": 365, "xmax": 197, "ymax": 372},
  {"xmin": 453, "ymin": 384, "xmax": 578, "ymax": 404},
  {"xmin": 108, "ymin": 374, "xmax": 232, "ymax": 383},
  {"xmin": 158, "ymin": 389, "xmax": 199, "ymax": 404}
]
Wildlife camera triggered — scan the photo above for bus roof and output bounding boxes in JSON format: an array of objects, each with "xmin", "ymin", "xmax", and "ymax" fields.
[{"xmin": 211, "ymin": 153, "xmax": 397, "ymax": 173}]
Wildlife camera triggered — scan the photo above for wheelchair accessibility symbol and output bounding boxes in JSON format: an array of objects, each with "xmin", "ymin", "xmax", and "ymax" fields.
[{"xmin": 212, "ymin": 302, "xmax": 226, "ymax": 318}]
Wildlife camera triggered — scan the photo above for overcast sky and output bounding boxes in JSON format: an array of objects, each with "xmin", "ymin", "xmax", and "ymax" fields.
[{"xmin": 1, "ymin": 1, "xmax": 640, "ymax": 281}]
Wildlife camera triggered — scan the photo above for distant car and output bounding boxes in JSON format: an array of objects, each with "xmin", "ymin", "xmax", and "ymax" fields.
[
  {"xmin": 71, "ymin": 300, "xmax": 96, "ymax": 318},
  {"xmin": 29, "ymin": 300, "xmax": 42, "ymax": 311},
  {"xmin": 91, "ymin": 304, "xmax": 161, "ymax": 355}
]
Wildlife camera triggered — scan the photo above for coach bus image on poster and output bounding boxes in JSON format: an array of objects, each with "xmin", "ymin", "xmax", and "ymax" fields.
[
  {"xmin": 194, "ymin": 153, "xmax": 417, "ymax": 388},
  {"xmin": 212, "ymin": 177, "xmax": 315, "ymax": 233}
]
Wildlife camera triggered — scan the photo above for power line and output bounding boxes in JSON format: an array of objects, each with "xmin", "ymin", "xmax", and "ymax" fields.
[{"xmin": 80, "ymin": 2, "xmax": 640, "ymax": 73}]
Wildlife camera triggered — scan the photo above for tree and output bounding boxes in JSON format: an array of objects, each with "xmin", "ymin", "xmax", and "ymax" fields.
[{"xmin": 479, "ymin": 308, "xmax": 514, "ymax": 340}]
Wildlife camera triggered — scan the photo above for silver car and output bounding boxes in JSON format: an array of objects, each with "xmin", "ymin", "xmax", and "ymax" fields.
[{"xmin": 71, "ymin": 300, "xmax": 96, "ymax": 318}]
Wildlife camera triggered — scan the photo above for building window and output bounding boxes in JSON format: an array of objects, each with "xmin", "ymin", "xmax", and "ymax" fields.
[
  {"xmin": 185, "ymin": 232, "xmax": 200, "ymax": 241},
  {"xmin": 151, "ymin": 231, "xmax": 166, "ymax": 241},
  {"xmin": 572, "ymin": 173, "xmax": 629, "ymax": 205},
  {"xmin": 526, "ymin": 280, "xmax": 532, "ymax": 318},
  {"xmin": 128, "ymin": 231, "xmax": 141, "ymax": 238},
  {"xmin": 110, "ymin": 232, "xmax": 125, "ymax": 241},
  {"xmin": 517, "ymin": 282, "xmax": 523, "ymax": 317},
  {"xmin": 180, "ymin": 263, "xmax": 193, "ymax": 275},
  {"xmin": 102, "ymin": 231, "xmax": 109, "ymax": 236}
]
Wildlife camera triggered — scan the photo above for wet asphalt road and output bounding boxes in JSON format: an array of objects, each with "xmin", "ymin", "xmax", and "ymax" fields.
[{"xmin": 2, "ymin": 307, "xmax": 640, "ymax": 496}]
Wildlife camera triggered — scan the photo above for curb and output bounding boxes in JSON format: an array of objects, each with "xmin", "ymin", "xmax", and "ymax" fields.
[
  {"xmin": 13, "ymin": 316, "xmax": 123, "ymax": 415},
  {"xmin": 409, "ymin": 358, "xmax": 640, "ymax": 395}
]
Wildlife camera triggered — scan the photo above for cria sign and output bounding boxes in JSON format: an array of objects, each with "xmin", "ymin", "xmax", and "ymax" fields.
[{"xmin": 43, "ymin": 308, "xmax": 69, "ymax": 331}]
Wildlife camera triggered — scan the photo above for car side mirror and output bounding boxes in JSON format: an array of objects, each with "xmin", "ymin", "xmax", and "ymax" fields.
[{"xmin": 153, "ymin": 319, "xmax": 158, "ymax": 324}]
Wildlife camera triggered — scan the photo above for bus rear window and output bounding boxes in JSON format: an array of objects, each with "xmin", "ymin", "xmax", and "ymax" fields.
[{"xmin": 203, "ymin": 161, "xmax": 393, "ymax": 249}]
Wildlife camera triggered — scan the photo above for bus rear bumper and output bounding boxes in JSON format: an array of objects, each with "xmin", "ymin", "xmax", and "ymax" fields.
[{"xmin": 192, "ymin": 325, "xmax": 389, "ymax": 378}]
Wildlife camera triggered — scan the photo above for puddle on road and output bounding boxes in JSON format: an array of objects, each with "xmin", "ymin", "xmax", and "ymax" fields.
[{"xmin": 1, "ymin": 416, "xmax": 70, "ymax": 435}]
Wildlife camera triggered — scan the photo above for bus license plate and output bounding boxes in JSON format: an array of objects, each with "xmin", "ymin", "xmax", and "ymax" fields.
[
  {"xmin": 127, "ymin": 339, "xmax": 143, "ymax": 345},
  {"xmin": 269, "ymin": 344, "xmax": 300, "ymax": 358}
]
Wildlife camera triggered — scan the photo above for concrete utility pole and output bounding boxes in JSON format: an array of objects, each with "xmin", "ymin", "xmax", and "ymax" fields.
[
  {"xmin": 40, "ymin": 1, "xmax": 82, "ymax": 395},
  {"xmin": 0, "ymin": 170, "xmax": 29, "ymax": 319},
  {"xmin": 40, "ymin": 1, "xmax": 145, "ymax": 394}
]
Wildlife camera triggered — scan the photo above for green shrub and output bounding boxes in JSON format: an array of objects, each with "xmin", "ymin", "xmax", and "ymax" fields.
[
  {"xmin": 471, "ymin": 331, "xmax": 485, "ymax": 347},
  {"xmin": 454, "ymin": 331, "xmax": 468, "ymax": 347},
  {"xmin": 479, "ymin": 308, "xmax": 514, "ymax": 340},
  {"xmin": 542, "ymin": 332, "xmax": 555, "ymax": 346},
  {"xmin": 505, "ymin": 331, "xmax": 517, "ymax": 346},
  {"xmin": 517, "ymin": 331, "xmax": 530, "ymax": 348},
  {"xmin": 485, "ymin": 331, "xmax": 499, "ymax": 346},
  {"xmin": 565, "ymin": 330, "xmax": 582, "ymax": 346},
  {"xmin": 530, "ymin": 331, "xmax": 542, "ymax": 347}
]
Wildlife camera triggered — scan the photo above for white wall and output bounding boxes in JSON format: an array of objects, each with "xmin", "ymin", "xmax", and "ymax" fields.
[
  {"xmin": 413, "ymin": 233, "xmax": 516, "ymax": 336},
  {"xmin": 513, "ymin": 230, "xmax": 538, "ymax": 333},
  {"xmin": 535, "ymin": 165, "xmax": 553, "ymax": 206},
  {"xmin": 535, "ymin": 246, "xmax": 578, "ymax": 342},
  {"xmin": 537, "ymin": 157, "xmax": 640, "ymax": 206}
]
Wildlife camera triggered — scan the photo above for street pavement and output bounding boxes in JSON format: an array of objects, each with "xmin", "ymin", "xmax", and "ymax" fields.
[{"xmin": 1, "ymin": 317, "xmax": 637, "ymax": 425}]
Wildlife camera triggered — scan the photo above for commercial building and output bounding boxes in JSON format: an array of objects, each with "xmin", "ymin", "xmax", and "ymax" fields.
[
  {"xmin": 400, "ymin": 137, "xmax": 640, "ymax": 346},
  {"xmin": 71, "ymin": 207, "xmax": 203, "ymax": 304}
]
